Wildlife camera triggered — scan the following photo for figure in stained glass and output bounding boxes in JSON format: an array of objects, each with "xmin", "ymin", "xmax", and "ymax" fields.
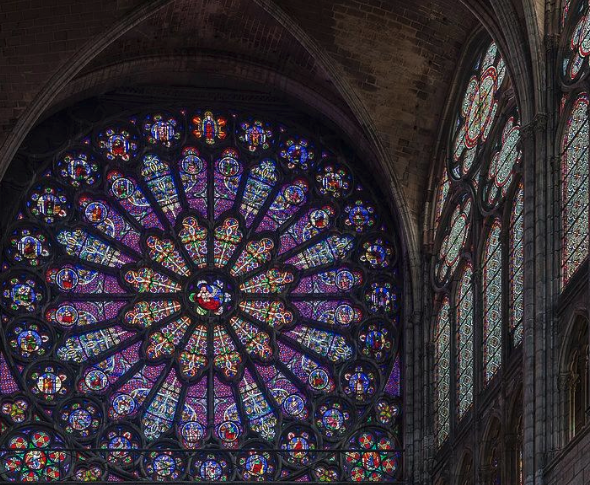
[
  {"xmin": 0, "ymin": 108, "xmax": 402, "ymax": 483},
  {"xmin": 192, "ymin": 111, "xmax": 227, "ymax": 145}
]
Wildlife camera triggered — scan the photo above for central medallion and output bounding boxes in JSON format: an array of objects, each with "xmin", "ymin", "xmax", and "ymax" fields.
[{"xmin": 186, "ymin": 273, "xmax": 235, "ymax": 317}]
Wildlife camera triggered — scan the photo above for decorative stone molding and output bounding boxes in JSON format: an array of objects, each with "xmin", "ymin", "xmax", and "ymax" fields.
[{"xmin": 521, "ymin": 113, "xmax": 548, "ymax": 139}]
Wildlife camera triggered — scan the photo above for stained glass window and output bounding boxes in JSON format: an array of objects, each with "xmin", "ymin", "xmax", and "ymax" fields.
[
  {"xmin": 561, "ymin": 93, "xmax": 589, "ymax": 285},
  {"xmin": 483, "ymin": 221, "xmax": 502, "ymax": 383},
  {"xmin": 456, "ymin": 264, "xmax": 474, "ymax": 417},
  {"xmin": 561, "ymin": 5, "xmax": 590, "ymax": 289},
  {"xmin": 483, "ymin": 116, "xmax": 522, "ymax": 209},
  {"xmin": 450, "ymin": 42, "xmax": 506, "ymax": 179},
  {"xmin": 434, "ymin": 298, "xmax": 451, "ymax": 446},
  {"xmin": 510, "ymin": 186, "xmax": 524, "ymax": 346},
  {"xmin": 432, "ymin": 35, "xmax": 523, "ymax": 444},
  {"xmin": 434, "ymin": 197, "xmax": 472, "ymax": 285},
  {"xmin": 561, "ymin": 0, "xmax": 590, "ymax": 82},
  {"xmin": 0, "ymin": 109, "xmax": 403, "ymax": 482}
]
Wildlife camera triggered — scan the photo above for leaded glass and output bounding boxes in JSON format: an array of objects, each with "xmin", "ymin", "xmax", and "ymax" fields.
[
  {"xmin": 451, "ymin": 42, "xmax": 506, "ymax": 178},
  {"xmin": 457, "ymin": 264, "xmax": 474, "ymax": 417},
  {"xmin": 434, "ymin": 298, "xmax": 451, "ymax": 446},
  {"xmin": 0, "ymin": 109, "xmax": 402, "ymax": 482},
  {"xmin": 432, "ymin": 35, "xmax": 523, "ymax": 449},
  {"xmin": 483, "ymin": 221, "xmax": 502, "ymax": 384},
  {"xmin": 561, "ymin": 93, "xmax": 589, "ymax": 285},
  {"xmin": 562, "ymin": 0, "xmax": 590, "ymax": 82},
  {"xmin": 483, "ymin": 116, "xmax": 522, "ymax": 208},
  {"xmin": 435, "ymin": 196, "xmax": 472, "ymax": 285},
  {"xmin": 510, "ymin": 186, "xmax": 524, "ymax": 346}
]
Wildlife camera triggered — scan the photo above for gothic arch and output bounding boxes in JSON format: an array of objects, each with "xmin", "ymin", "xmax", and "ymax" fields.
[
  {"xmin": 506, "ymin": 387, "xmax": 524, "ymax": 485},
  {"xmin": 480, "ymin": 416, "xmax": 503, "ymax": 485},
  {"xmin": 0, "ymin": 96, "xmax": 405, "ymax": 481},
  {"xmin": 0, "ymin": 1, "xmax": 420, "ymax": 290},
  {"xmin": 456, "ymin": 451, "xmax": 474, "ymax": 485},
  {"xmin": 559, "ymin": 312, "xmax": 590, "ymax": 441}
]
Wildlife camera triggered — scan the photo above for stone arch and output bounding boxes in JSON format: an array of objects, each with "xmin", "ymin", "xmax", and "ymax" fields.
[
  {"xmin": 506, "ymin": 387, "xmax": 524, "ymax": 485},
  {"xmin": 456, "ymin": 451, "xmax": 474, "ymax": 485},
  {"xmin": 559, "ymin": 312, "xmax": 590, "ymax": 442},
  {"xmin": 0, "ymin": 1, "xmax": 430, "ymax": 480},
  {"xmin": 480, "ymin": 416, "xmax": 503, "ymax": 485},
  {"xmin": 0, "ymin": 0, "xmax": 421, "ymax": 289}
]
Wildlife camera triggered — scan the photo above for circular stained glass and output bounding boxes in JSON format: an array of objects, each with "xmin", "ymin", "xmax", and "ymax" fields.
[
  {"xmin": 451, "ymin": 41, "xmax": 506, "ymax": 178},
  {"xmin": 0, "ymin": 109, "xmax": 403, "ymax": 481},
  {"xmin": 482, "ymin": 115, "xmax": 522, "ymax": 209},
  {"xmin": 561, "ymin": 0, "xmax": 590, "ymax": 83},
  {"xmin": 0, "ymin": 426, "xmax": 72, "ymax": 482},
  {"xmin": 434, "ymin": 196, "xmax": 472, "ymax": 285}
]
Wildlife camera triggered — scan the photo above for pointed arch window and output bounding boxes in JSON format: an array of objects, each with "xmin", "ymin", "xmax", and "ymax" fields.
[
  {"xmin": 561, "ymin": 93, "xmax": 590, "ymax": 285},
  {"xmin": 457, "ymin": 264, "xmax": 474, "ymax": 417},
  {"xmin": 483, "ymin": 221, "xmax": 503, "ymax": 383},
  {"xmin": 434, "ymin": 297, "xmax": 451, "ymax": 446},
  {"xmin": 431, "ymin": 35, "xmax": 523, "ymax": 447},
  {"xmin": 0, "ymin": 106, "xmax": 404, "ymax": 482}
]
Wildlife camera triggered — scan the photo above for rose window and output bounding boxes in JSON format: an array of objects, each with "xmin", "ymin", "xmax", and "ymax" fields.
[{"xmin": 0, "ymin": 109, "xmax": 402, "ymax": 482}]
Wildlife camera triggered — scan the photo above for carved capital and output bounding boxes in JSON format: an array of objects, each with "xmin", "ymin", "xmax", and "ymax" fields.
[
  {"xmin": 558, "ymin": 372, "xmax": 571, "ymax": 391},
  {"xmin": 521, "ymin": 113, "xmax": 548, "ymax": 139}
]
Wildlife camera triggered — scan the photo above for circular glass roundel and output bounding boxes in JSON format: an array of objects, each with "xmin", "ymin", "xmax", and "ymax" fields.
[
  {"xmin": 435, "ymin": 197, "xmax": 472, "ymax": 285},
  {"xmin": 0, "ymin": 109, "xmax": 403, "ymax": 482},
  {"xmin": 561, "ymin": 0, "xmax": 590, "ymax": 84},
  {"xmin": 0, "ymin": 426, "xmax": 72, "ymax": 482},
  {"xmin": 451, "ymin": 42, "xmax": 506, "ymax": 178}
]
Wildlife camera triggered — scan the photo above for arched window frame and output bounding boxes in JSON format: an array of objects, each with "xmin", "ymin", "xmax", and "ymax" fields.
[
  {"xmin": 434, "ymin": 296, "xmax": 452, "ymax": 447},
  {"xmin": 457, "ymin": 452, "xmax": 474, "ymax": 485},
  {"xmin": 431, "ymin": 33, "xmax": 524, "ymax": 449},
  {"xmin": 558, "ymin": 0, "xmax": 590, "ymax": 291},
  {"xmin": 480, "ymin": 417, "xmax": 503, "ymax": 485},
  {"xmin": 0, "ymin": 99, "xmax": 407, "ymax": 483},
  {"xmin": 562, "ymin": 314, "xmax": 590, "ymax": 441}
]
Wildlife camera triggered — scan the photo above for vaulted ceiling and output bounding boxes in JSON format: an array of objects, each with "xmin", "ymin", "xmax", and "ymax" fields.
[{"xmin": 0, "ymin": 0, "xmax": 540, "ymax": 253}]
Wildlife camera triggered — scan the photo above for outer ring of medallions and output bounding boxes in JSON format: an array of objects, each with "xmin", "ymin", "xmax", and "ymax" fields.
[
  {"xmin": 183, "ymin": 270, "xmax": 239, "ymax": 321},
  {"xmin": 0, "ymin": 424, "xmax": 73, "ymax": 481},
  {"xmin": 140, "ymin": 439, "xmax": 189, "ymax": 482},
  {"xmin": 189, "ymin": 448, "xmax": 236, "ymax": 482},
  {"xmin": 236, "ymin": 440, "xmax": 279, "ymax": 482}
]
